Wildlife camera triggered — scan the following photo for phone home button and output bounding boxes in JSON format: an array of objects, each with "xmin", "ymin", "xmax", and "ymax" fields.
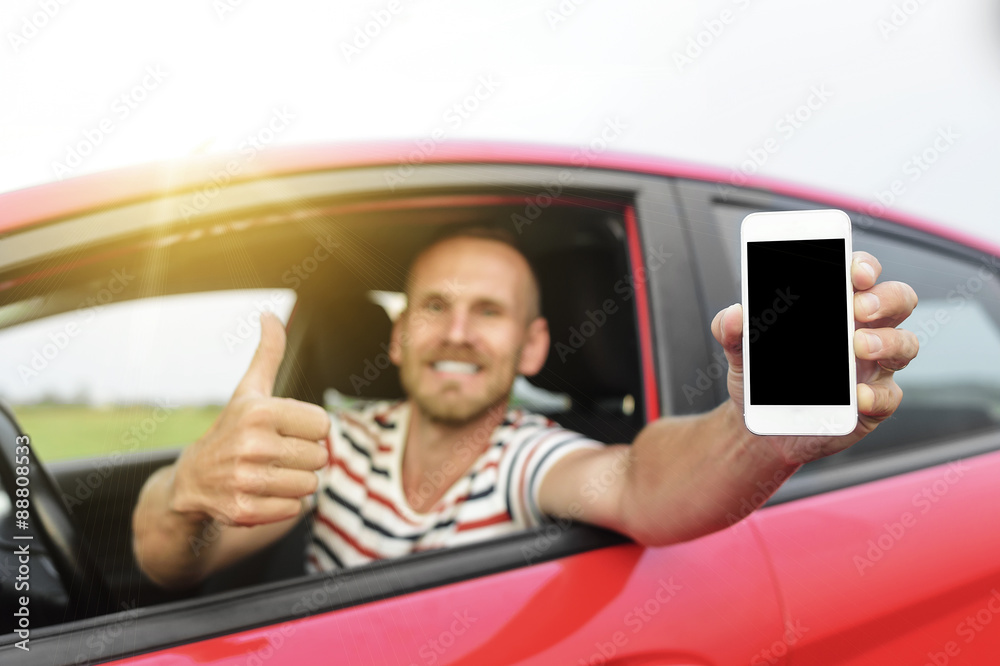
[{"xmin": 793, "ymin": 409, "xmax": 812, "ymax": 432}]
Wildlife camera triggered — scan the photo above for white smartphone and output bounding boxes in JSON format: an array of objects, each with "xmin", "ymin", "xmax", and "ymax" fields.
[{"xmin": 740, "ymin": 209, "xmax": 857, "ymax": 436}]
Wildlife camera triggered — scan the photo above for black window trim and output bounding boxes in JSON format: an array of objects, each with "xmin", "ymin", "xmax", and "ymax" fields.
[
  {"xmin": 671, "ymin": 177, "xmax": 1000, "ymax": 505},
  {"xmin": 1, "ymin": 162, "xmax": 682, "ymax": 664},
  {"xmin": 0, "ymin": 522, "xmax": 627, "ymax": 664}
]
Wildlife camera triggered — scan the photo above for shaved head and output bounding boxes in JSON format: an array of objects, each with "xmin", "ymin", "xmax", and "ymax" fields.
[
  {"xmin": 406, "ymin": 229, "xmax": 542, "ymax": 322},
  {"xmin": 391, "ymin": 229, "xmax": 550, "ymax": 425}
]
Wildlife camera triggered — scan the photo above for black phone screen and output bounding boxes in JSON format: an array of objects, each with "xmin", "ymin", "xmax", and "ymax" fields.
[{"xmin": 746, "ymin": 239, "xmax": 851, "ymax": 405}]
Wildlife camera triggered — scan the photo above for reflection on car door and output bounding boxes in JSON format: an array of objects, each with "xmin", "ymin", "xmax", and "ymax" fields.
[
  {"xmin": 754, "ymin": 450, "xmax": 1000, "ymax": 664},
  {"xmin": 108, "ymin": 524, "xmax": 789, "ymax": 665}
]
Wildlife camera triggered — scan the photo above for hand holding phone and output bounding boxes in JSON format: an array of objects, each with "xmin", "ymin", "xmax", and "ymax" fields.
[{"xmin": 740, "ymin": 209, "xmax": 857, "ymax": 436}]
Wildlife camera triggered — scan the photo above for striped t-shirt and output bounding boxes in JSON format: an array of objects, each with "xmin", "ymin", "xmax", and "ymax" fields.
[{"xmin": 306, "ymin": 400, "xmax": 603, "ymax": 572}]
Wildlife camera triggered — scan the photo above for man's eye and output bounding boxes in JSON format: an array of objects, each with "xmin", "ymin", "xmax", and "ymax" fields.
[{"xmin": 425, "ymin": 300, "xmax": 444, "ymax": 312}]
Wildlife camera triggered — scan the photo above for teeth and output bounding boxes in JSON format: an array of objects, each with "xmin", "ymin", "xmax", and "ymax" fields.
[{"xmin": 433, "ymin": 361, "xmax": 479, "ymax": 374}]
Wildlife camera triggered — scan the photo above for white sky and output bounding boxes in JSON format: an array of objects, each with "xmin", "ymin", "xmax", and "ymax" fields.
[
  {"xmin": 3, "ymin": 0, "xmax": 999, "ymax": 243},
  {"xmin": 2, "ymin": 0, "xmax": 1000, "ymax": 404}
]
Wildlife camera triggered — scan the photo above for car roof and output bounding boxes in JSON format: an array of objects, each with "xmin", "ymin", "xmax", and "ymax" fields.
[{"xmin": 2, "ymin": 141, "xmax": 998, "ymax": 258}]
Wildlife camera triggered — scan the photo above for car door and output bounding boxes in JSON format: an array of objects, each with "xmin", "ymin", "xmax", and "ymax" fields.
[
  {"xmin": 676, "ymin": 178, "xmax": 1000, "ymax": 664},
  {"xmin": 1, "ymin": 155, "xmax": 791, "ymax": 665},
  {"xmin": 90, "ymin": 168, "xmax": 788, "ymax": 665}
]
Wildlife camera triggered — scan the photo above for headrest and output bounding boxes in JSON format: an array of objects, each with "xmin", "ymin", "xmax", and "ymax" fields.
[
  {"xmin": 528, "ymin": 247, "xmax": 640, "ymax": 405},
  {"xmin": 323, "ymin": 298, "xmax": 402, "ymax": 400},
  {"xmin": 282, "ymin": 294, "xmax": 403, "ymax": 404}
]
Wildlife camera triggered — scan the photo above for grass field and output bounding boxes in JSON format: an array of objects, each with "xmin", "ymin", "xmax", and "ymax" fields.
[{"xmin": 11, "ymin": 403, "xmax": 224, "ymax": 461}]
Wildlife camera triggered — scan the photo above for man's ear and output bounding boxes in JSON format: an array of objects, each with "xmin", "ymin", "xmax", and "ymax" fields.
[
  {"xmin": 389, "ymin": 310, "xmax": 408, "ymax": 366},
  {"xmin": 518, "ymin": 317, "xmax": 550, "ymax": 376}
]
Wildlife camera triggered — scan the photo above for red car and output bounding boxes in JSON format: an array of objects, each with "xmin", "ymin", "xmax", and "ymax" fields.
[{"xmin": 2, "ymin": 143, "xmax": 1000, "ymax": 664}]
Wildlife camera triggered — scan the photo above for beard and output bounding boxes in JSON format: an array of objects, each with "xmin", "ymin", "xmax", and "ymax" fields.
[{"xmin": 400, "ymin": 348, "xmax": 519, "ymax": 426}]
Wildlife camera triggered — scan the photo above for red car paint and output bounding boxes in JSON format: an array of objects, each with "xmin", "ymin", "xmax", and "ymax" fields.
[
  {"xmin": 4, "ymin": 141, "xmax": 998, "ymax": 259},
  {"xmin": 4, "ymin": 144, "xmax": 999, "ymax": 665}
]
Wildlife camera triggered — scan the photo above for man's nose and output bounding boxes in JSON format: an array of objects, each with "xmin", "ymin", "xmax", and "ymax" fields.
[{"xmin": 444, "ymin": 308, "xmax": 472, "ymax": 344}]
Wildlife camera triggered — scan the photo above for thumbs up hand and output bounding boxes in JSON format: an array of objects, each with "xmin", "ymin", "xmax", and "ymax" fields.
[{"xmin": 169, "ymin": 312, "xmax": 331, "ymax": 527}]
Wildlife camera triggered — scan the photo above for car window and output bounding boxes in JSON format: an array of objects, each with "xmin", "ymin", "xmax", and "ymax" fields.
[
  {"xmin": 710, "ymin": 202, "xmax": 1000, "ymax": 461},
  {"xmin": 0, "ymin": 289, "xmax": 295, "ymax": 461}
]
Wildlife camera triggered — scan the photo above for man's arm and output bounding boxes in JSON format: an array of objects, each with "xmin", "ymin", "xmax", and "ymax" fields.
[
  {"xmin": 539, "ymin": 251, "xmax": 920, "ymax": 545},
  {"xmin": 132, "ymin": 467, "xmax": 307, "ymax": 588},
  {"xmin": 131, "ymin": 313, "xmax": 330, "ymax": 588}
]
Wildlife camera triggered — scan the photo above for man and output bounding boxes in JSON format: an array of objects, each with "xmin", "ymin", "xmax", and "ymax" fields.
[{"xmin": 132, "ymin": 229, "xmax": 918, "ymax": 587}]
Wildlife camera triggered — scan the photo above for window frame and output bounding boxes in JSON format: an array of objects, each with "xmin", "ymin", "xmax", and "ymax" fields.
[
  {"xmin": 672, "ymin": 177, "xmax": 1000, "ymax": 504},
  {"xmin": 0, "ymin": 161, "xmax": 692, "ymax": 662}
]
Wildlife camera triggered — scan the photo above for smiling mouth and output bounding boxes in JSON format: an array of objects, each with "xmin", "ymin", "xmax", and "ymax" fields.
[{"xmin": 431, "ymin": 360, "xmax": 481, "ymax": 375}]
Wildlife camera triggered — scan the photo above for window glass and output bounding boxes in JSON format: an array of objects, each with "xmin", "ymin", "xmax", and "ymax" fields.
[
  {"xmin": 710, "ymin": 201, "xmax": 1000, "ymax": 458},
  {"xmin": 0, "ymin": 290, "xmax": 295, "ymax": 461}
]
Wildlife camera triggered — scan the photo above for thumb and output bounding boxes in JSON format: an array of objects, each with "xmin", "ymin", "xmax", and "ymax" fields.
[
  {"xmin": 711, "ymin": 303, "xmax": 744, "ymax": 371},
  {"xmin": 234, "ymin": 312, "xmax": 287, "ymax": 397}
]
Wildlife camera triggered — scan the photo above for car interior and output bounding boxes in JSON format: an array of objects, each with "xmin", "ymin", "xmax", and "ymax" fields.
[{"xmin": 0, "ymin": 192, "xmax": 647, "ymax": 630}]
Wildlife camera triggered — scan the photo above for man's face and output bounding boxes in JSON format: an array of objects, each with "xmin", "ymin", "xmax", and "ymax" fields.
[{"xmin": 390, "ymin": 237, "xmax": 549, "ymax": 426}]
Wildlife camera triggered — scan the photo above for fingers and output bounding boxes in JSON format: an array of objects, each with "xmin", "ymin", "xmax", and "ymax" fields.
[
  {"xmin": 237, "ymin": 396, "xmax": 330, "ymax": 441},
  {"xmin": 857, "ymin": 376, "xmax": 904, "ymax": 423},
  {"xmin": 235, "ymin": 465, "xmax": 320, "ymax": 500},
  {"xmin": 854, "ymin": 327, "xmax": 919, "ymax": 370},
  {"xmin": 215, "ymin": 495, "xmax": 307, "ymax": 527},
  {"xmin": 241, "ymin": 435, "xmax": 328, "ymax": 471},
  {"xmin": 851, "ymin": 252, "xmax": 882, "ymax": 291},
  {"xmin": 279, "ymin": 437, "xmax": 330, "ymax": 471},
  {"xmin": 234, "ymin": 312, "xmax": 287, "ymax": 398},
  {"xmin": 854, "ymin": 280, "xmax": 919, "ymax": 328},
  {"xmin": 272, "ymin": 397, "xmax": 332, "ymax": 441}
]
